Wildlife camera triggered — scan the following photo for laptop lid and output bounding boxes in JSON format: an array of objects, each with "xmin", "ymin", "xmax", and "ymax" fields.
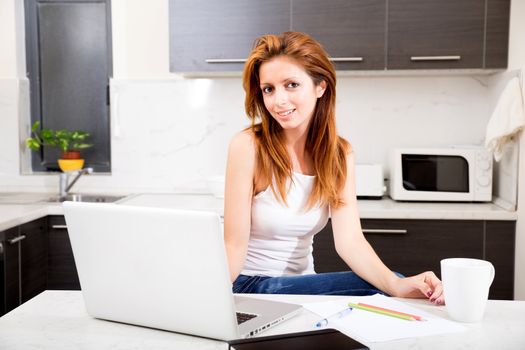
[{"xmin": 63, "ymin": 201, "xmax": 241, "ymax": 340}]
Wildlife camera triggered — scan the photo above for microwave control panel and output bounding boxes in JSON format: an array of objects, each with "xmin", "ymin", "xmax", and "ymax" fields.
[{"xmin": 474, "ymin": 151, "xmax": 493, "ymax": 201}]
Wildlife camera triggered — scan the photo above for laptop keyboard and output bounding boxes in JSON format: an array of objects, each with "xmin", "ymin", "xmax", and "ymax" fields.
[{"xmin": 236, "ymin": 312, "xmax": 258, "ymax": 325}]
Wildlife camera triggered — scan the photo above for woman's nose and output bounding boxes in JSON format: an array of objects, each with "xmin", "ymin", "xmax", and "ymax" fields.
[{"xmin": 274, "ymin": 88, "xmax": 288, "ymax": 106}]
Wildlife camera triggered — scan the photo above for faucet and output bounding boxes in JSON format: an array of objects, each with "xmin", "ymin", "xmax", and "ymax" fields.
[{"xmin": 59, "ymin": 168, "xmax": 94, "ymax": 198}]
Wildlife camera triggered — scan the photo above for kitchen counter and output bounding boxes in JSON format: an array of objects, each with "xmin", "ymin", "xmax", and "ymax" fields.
[
  {"xmin": 0, "ymin": 204, "xmax": 53, "ymax": 232},
  {"xmin": 0, "ymin": 290, "xmax": 524, "ymax": 349},
  {"xmin": 0, "ymin": 193, "xmax": 517, "ymax": 232}
]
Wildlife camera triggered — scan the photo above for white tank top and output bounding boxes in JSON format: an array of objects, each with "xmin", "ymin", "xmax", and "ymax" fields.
[{"xmin": 241, "ymin": 172, "xmax": 330, "ymax": 277}]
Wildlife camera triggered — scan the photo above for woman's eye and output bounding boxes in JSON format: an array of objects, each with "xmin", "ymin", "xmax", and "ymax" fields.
[
  {"xmin": 287, "ymin": 82, "xmax": 299, "ymax": 88},
  {"xmin": 262, "ymin": 86, "xmax": 273, "ymax": 94}
]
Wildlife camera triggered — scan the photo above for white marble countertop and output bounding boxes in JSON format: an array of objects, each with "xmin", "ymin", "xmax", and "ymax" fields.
[
  {"xmin": 0, "ymin": 192, "xmax": 517, "ymax": 232},
  {"xmin": 0, "ymin": 291, "xmax": 523, "ymax": 350}
]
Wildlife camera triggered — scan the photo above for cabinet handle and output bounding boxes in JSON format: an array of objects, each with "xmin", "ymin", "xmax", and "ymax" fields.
[
  {"xmin": 51, "ymin": 225, "xmax": 68, "ymax": 229},
  {"xmin": 205, "ymin": 58, "xmax": 247, "ymax": 64},
  {"xmin": 8, "ymin": 235, "xmax": 27, "ymax": 244},
  {"xmin": 330, "ymin": 57, "xmax": 364, "ymax": 62},
  {"xmin": 362, "ymin": 229, "xmax": 407, "ymax": 235},
  {"xmin": 410, "ymin": 55, "xmax": 461, "ymax": 61},
  {"xmin": 0, "ymin": 242, "xmax": 3, "ymax": 254}
]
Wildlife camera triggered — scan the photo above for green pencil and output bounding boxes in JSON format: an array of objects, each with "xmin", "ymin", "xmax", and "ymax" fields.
[{"xmin": 347, "ymin": 302, "xmax": 416, "ymax": 321}]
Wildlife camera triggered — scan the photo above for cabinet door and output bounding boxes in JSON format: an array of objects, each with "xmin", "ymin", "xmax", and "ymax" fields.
[
  {"xmin": 1, "ymin": 228, "xmax": 20, "ymax": 315},
  {"xmin": 388, "ymin": 0, "xmax": 485, "ymax": 69},
  {"xmin": 361, "ymin": 219, "xmax": 484, "ymax": 276},
  {"xmin": 47, "ymin": 216, "xmax": 81, "ymax": 290},
  {"xmin": 292, "ymin": 0, "xmax": 386, "ymax": 70},
  {"xmin": 169, "ymin": 0, "xmax": 290, "ymax": 72},
  {"xmin": 313, "ymin": 219, "xmax": 483, "ymax": 278},
  {"xmin": 485, "ymin": 221, "xmax": 515, "ymax": 299},
  {"xmin": 485, "ymin": 0, "xmax": 511, "ymax": 68},
  {"xmin": 20, "ymin": 219, "xmax": 48, "ymax": 303}
]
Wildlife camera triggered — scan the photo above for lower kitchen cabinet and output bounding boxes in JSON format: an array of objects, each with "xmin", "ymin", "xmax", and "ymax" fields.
[
  {"xmin": 47, "ymin": 216, "xmax": 81, "ymax": 291},
  {"xmin": 313, "ymin": 219, "xmax": 515, "ymax": 300},
  {"xmin": 0, "ymin": 214, "xmax": 517, "ymax": 317},
  {"xmin": 485, "ymin": 221, "xmax": 516, "ymax": 300},
  {"xmin": 0, "ymin": 218, "xmax": 47, "ymax": 316}
]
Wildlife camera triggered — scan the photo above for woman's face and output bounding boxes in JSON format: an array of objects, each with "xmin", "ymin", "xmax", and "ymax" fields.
[{"xmin": 259, "ymin": 56, "xmax": 326, "ymax": 132}]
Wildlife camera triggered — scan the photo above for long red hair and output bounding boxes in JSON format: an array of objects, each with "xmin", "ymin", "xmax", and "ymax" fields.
[{"xmin": 242, "ymin": 31, "xmax": 350, "ymax": 209}]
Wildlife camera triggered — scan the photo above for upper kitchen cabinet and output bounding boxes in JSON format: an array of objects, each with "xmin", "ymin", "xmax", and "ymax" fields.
[
  {"xmin": 485, "ymin": 0, "xmax": 511, "ymax": 68},
  {"xmin": 169, "ymin": 0, "xmax": 290, "ymax": 72},
  {"xmin": 388, "ymin": 0, "xmax": 486, "ymax": 69},
  {"xmin": 388, "ymin": 0, "xmax": 510, "ymax": 69},
  {"xmin": 169, "ymin": 0, "xmax": 510, "ymax": 72},
  {"xmin": 292, "ymin": 0, "xmax": 386, "ymax": 70}
]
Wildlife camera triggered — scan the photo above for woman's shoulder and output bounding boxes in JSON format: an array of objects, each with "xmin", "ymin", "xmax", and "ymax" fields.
[
  {"xmin": 231, "ymin": 128, "xmax": 255, "ymax": 144},
  {"xmin": 228, "ymin": 128, "xmax": 257, "ymax": 165},
  {"xmin": 229, "ymin": 128, "xmax": 256, "ymax": 153}
]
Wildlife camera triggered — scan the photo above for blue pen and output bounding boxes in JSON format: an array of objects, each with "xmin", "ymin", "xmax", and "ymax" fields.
[{"xmin": 315, "ymin": 307, "xmax": 353, "ymax": 327}]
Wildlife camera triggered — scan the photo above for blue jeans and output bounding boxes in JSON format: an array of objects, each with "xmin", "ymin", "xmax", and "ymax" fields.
[{"xmin": 232, "ymin": 271, "xmax": 387, "ymax": 296}]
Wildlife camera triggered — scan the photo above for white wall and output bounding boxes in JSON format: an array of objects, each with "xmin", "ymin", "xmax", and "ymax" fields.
[{"xmin": 0, "ymin": 0, "xmax": 24, "ymax": 78}]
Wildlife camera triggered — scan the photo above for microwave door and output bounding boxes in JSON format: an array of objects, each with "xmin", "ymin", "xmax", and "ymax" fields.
[{"xmin": 401, "ymin": 154, "xmax": 469, "ymax": 193}]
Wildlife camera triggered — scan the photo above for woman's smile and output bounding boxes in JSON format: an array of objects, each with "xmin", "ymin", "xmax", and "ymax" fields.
[{"xmin": 275, "ymin": 108, "xmax": 296, "ymax": 120}]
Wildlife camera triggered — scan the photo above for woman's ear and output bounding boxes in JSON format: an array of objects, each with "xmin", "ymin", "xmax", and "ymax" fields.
[{"xmin": 316, "ymin": 80, "xmax": 327, "ymax": 98}]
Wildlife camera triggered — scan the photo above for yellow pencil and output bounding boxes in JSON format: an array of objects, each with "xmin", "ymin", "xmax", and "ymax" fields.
[{"xmin": 347, "ymin": 302, "xmax": 421, "ymax": 321}]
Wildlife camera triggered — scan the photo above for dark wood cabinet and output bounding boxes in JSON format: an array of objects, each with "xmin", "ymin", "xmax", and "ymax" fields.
[
  {"xmin": 169, "ymin": 0, "xmax": 510, "ymax": 72},
  {"xmin": 20, "ymin": 219, "xmax": 48, "ymax": 303},
  {"xmin": 313, "ymin": 219, "xmax": 515, "ymax": 300},
  {"xmin": 0, "ymin": 227, "xmax": 20, "ymax": 315},
  {"xmin": 485, "ymin": 0, "xmax": 511, "ymax": 68},
  {"xmin": 485, "ymin": 221, "xmax": 515, "ymax": 299},
  {"xmin": 47, "ymin": 216, "xmax": 81, "ymax": 291},
  {"xmin": 292, "ymin": 0, "xmax": 386, "ymax": 70},
  {"xmin": 1, "ymin": 215, "xmax": 80, "ymax": 316},
  {"xmin": 169, "ymin": 0, "xmax": 290, "ymax": 72},
  {"xmin": 0, "ymin": 218, "xmax": 47, "ymax": 316},
  {"xmin": 388, "ymin": 0, "xmax": 485, "ymax": 69}
]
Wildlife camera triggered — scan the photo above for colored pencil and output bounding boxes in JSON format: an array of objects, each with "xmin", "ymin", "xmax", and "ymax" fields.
[
  {"xmin": 357, "ymin": 302, "xmax": 425, "ymax": 321},
  {"xmin": 347, "ymin": 302, "xmax": 424, "ymax": 321}
]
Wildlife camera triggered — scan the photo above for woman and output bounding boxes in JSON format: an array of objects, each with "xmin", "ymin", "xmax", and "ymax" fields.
[{"xmin": 224, "ymin": 31, "xmax": 444, "ymax": 304}]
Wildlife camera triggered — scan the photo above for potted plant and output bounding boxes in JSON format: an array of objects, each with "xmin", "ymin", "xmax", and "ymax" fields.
[{"xmin": 26, "ymin": 121, "xmax": 93, "ymax": 172}]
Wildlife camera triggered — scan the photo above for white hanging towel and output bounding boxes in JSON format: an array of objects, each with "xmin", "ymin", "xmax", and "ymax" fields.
[{"xmin": 485, "ymin": 75, "xmax": 525, "ymax": 161}]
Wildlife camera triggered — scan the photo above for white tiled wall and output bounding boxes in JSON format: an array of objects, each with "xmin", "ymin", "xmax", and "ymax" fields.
[{"xmin": 1, "ymin": 74, "xmax": 494, "ymax": 193}]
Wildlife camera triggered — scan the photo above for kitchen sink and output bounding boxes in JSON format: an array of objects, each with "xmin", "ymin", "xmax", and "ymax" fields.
[{"xmin": 46, "ymin": 194, "xmax": 126, "ymax": 203}]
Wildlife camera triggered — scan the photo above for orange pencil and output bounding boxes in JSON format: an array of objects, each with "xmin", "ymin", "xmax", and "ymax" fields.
[{"xmin": 357, "ymin": 303, "xmax": 425, "ymax": 321}]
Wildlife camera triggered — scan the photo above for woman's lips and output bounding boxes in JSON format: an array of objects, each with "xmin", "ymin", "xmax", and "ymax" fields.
[{"xmin": 275, "ymin": 109, "xmax": 296, "ymax": 120}]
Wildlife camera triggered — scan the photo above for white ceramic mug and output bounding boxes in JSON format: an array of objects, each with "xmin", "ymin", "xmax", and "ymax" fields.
[{"xmin": 440, "ymin": 258, "xmax": 495, "ymax": 323}]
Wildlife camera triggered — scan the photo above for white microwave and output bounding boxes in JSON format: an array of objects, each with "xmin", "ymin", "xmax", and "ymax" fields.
[{"xmin": 389, "ymin": 147, "xmax": 493, "ymax": 202}]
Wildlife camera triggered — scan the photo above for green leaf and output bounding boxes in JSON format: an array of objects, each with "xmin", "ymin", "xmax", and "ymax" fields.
[
  {"xmin": 72, "ymin": 143, "xmax": 93, "ymax": 150},
  {"xmin": 40, "ymin": 129, "xmax": 54, "ymax": 143},
  {"xmin": 26, "ymin": 138, "xmax": 41, "ymax": 151},
  {"xmin": 71, "ymin": 131, "xmax": 90, "ymax": 141},
  {"xmin": 55, "ymin": 130, "xmax": 69, "ymax": 139},
  {"xmin": 31, "ymin": 121, "xmax": 40, "ymax": 133},
  {"xmin": 58, "ymin": 139, "xmax": 69, "ymax": 152}
]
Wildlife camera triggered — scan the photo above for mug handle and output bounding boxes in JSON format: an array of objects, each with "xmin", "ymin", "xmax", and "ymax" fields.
[{"xmin": 488, "ymin": 261, "xmax": 496, "ymax": 286}]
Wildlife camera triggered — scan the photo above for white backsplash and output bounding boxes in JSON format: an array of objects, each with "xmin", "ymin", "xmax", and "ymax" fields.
[{"xmin": 0, "ymin": 73, "xmax": 494, "ymax": 194}]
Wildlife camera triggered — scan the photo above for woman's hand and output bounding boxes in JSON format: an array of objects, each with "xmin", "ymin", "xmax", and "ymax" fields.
[{"xmin": 390, "ymin": 271, "xmax": 444, "ymax": 305}]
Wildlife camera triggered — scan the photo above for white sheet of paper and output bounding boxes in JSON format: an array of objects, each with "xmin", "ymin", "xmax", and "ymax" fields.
[{"xmin": 302, "ymin": 294, "xmax": 466, "ymax": 343}]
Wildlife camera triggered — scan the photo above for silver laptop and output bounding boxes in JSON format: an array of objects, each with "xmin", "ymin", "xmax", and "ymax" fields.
[{"xmin": 63, "ymin": 201, "xmax": 301, "ymax": 341}]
